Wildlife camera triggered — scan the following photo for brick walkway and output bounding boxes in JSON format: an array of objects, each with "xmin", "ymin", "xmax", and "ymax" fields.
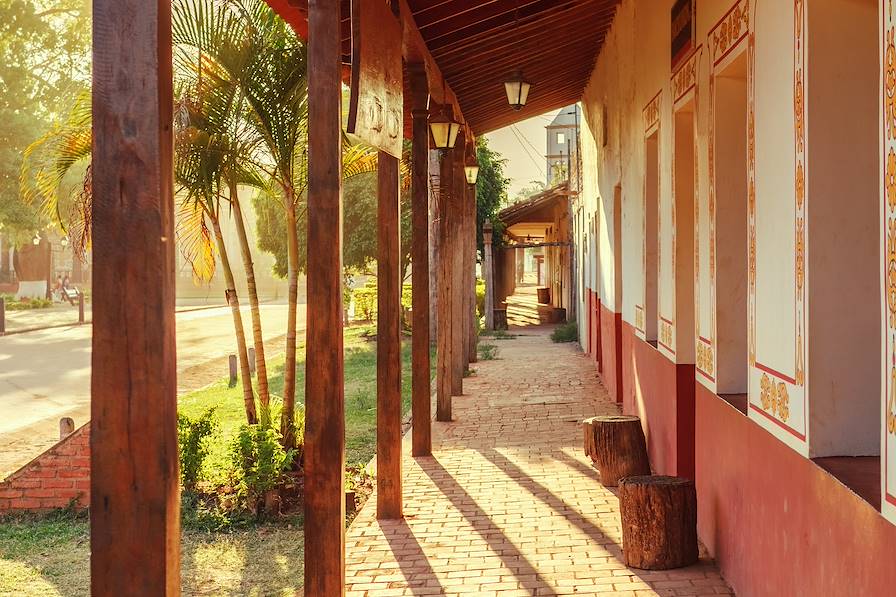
[{"xmin": 346, "ymin": 327, "xmax": 733, "ymax": 596}]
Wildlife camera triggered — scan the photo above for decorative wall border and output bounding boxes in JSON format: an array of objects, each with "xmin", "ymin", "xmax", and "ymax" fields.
[
  {"xmin": 881, "ymin": 1, "xmax": 896, "ymax": 512},
  {"xmin": 659, "ymin": 316, "xmax": 675, "ymax": 354},
  {"xmin": 672, "ymin": 46, "xmax": 701, "ymax": 106},
  {"xmin": 644, "ymin": 91, "xmax": 662, "ymax": 133},
  {"xmin": 669, "ymin": 47, "xmax": 702, "ymax": 364},
  {"xmin": 704, "ymin": 4, "xmax": 751, "ymax": 383},
  {"xmin": 745, "ymin": 0, "xmax": 807, "ymax": 443},
  {"xmin": 642, "ymin": 91, "xmax": 662, "ymax": 341}
]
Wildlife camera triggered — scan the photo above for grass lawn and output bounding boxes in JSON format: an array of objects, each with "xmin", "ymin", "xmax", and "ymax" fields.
[{"xmin": 0, "ymin": 326, "xmax": 432, "ymax": 596}]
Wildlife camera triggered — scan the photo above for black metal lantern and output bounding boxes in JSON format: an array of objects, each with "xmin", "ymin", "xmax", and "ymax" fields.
[
  {"xmin": 464, "ymin": 163, "xmax": 480, "ymax": 185},
  {"xmin": 504, "ymin": 70, "xmax": 531, "ymax": 111},
  {"xmin": 428, "ymin": 104, "xmax": 462, "ymax": 149}
]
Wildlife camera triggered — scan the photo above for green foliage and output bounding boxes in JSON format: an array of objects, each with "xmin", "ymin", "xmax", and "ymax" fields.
[
  {"xmin": 177, "ymin": 408, "xmax": 219, "ymax": 492},
  {"xmin": 1, "ymin": 0, "xmax": 90, "ymax": 242},
  {"xmin": 477, "ymin": 342, "xmax": 499, "ymax": 361},
  {"xmin": 350, "ymin": 279, "xmax": 412, "ymax": 323},
  {"xmin": 476, "ymin": 136, "xmax": 511, "ymax": 253},
  {"xmin": 0, "ymin": 294, "xmax": 52, "ymax": 310},
  {"xmin": 229, "ymin": 422, "xmax": 295, "ymax": 506},
  {"xmin": 255, "ymin": 155, "xmax": 413, "ymax": 281},
  {"xmin": 551, "ymin": 320, "xmax": 579, "ymax": 343},
  {"xmin": 476, "ymin": 278, "xmax": 486, "ymax": 317}
]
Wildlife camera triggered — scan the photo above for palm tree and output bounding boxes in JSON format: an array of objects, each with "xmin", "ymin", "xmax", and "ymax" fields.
[
  {"xmin": 174, "ymin": 70, "xmax": 261, "ymax": 424},
  {"xmin": 172, "ymin": 0, "xmax": 274, "ymax": 413}
]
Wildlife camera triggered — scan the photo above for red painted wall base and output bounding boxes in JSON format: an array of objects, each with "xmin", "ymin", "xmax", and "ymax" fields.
[
  {"xmin": 620, "ymin": 322, "xmax": 695, "ymax": 478},
  {"xmin": 597, "ymin": 301, "xmax": 623, "ymax": 403},
  {"xmin": 696, "ymin": 384, "xmax": 896, "ymax": 596}
]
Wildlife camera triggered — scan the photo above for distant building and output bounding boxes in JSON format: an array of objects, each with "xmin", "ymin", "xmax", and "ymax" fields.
[{"xmin": 545, "ymin": 104, "xmax": 580, "ymax": 187}]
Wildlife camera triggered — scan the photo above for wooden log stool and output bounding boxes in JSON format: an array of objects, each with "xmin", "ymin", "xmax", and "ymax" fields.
[
  {"xmin": 619, "ymin": 475, "xmax": 698, "ymax": 570},
  {"xmin": 582, "ymin": 415, "xmax": 650, "ymax": 486}
]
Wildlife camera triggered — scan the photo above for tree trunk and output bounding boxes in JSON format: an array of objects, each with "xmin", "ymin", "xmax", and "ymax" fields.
[
  {"xmin": 212, "ymin": 217, "xmax": 257, "ymax": 425},
  {"xmin": 582, "ymin": 415, "xmax": 650, "ymax": 486},
  {"xmin": 281, "ymin": 189, "xmax": 300, "ymax": 449},
  {"xmin": 229, "ymin": 182, "xmax": 270, "ymax": 410},
  {"xmin": 619, "ymin": 475, "xmax": 698, "ymax": 570}
]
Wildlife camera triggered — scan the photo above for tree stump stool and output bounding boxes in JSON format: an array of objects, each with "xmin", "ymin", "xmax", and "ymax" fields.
[
  {"xmin": 619, "ymin": 475, "xmax": 698, "ymax": 570},
  {"xmin": 582, "ymin": 415, "xmax": 650, "ymax": 486}
]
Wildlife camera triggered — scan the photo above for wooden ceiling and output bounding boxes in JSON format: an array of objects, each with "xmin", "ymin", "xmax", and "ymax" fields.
[
  {"xmin": 266, "ymin": 0, "xmax": 619, "ymax": 135},
  {"xmin": 408, "ymin": 0, "xmax": 619, "ymax": 133}
]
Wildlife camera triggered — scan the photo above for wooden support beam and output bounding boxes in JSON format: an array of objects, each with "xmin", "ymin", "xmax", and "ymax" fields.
[
  {"xmin": 467, "ymin": 179, "xmax": 478, "ymax": 364},
  {"xmin": 90, "ymin": 0, "xmax": 179, "ymax": 594},
  {"xmin": 451, "ymin": 141, "xmax": 466, "ymax": 393},
  {"xmin": 409, "ymin": 65, "xmax": 432, "ymax": 457},
  {"xmin": 483, "ymin": 222, "xmax": 495, "ymax": 330},
  {"xmin": 377, "ymin": 151, "xmax": 403, "ymax": 518},
  {"xmin": 436, "ymin": 147, "xmax": 454, "ymax": 421},
  {"xmin": 304, "ymin": 0, "xmax": 346, "ymax": 593}
]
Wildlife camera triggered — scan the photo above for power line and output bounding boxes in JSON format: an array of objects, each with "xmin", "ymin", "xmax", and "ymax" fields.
[
  {"xmin": 509, "ymin": 125, "xmax": 546, "ymax": 179},
  {"xmin": 514, "ymin": 124, "xmax": 548, "ymax": 163}
]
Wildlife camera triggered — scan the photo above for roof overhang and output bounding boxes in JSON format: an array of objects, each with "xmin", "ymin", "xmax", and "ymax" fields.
[{"xmin": 265, "ymin": 0, "xmax": 619, "ymax": 136}]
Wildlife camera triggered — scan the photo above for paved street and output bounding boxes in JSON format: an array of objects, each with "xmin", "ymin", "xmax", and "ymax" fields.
[{"xmin": 0, "ymin": 303, "xmax": 302, "ymax": 477}]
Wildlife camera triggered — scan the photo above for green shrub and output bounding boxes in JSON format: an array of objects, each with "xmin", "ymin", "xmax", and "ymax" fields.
[
  {"xmin": 229, "ymin": 423, "xmax": 295, "ymax": 508},
  {"xmin": 551, "ymin": 320, "xmax": 579, "ymax": 343},
  {"xmin": 177, "ymin": 408, "xmax": 218, "ymax": 492},
  {"xmin": 1, "ymin": 294, "xmax": 53, "ymax": 310},
  {"xmin": 478, "ymin": 342, "xmax": 499, "ymax": 360},
  {"xmin": 475, "ymin": 279, "xmax": 485, "ymax": 317},
  {"xmin": 351, "ymin": 280, "xmax": 412, "ymax": 322}
]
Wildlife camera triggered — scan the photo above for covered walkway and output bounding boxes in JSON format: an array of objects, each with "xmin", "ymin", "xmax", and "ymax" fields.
[{"xmin": 345, "ymin": 328, "xmax": 731, "ymax": 596}]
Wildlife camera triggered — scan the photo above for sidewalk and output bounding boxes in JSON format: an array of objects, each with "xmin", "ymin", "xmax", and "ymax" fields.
[
  {"xmin": 345, "ymin": 328, "xmax": 732, "ymax": 596},
  {"xmin": 1, "ymin": 300, "xmax": 231, "ymax": 334}
]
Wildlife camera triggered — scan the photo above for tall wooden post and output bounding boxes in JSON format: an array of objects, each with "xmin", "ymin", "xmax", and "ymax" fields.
[
  {"xmin": 483, "ymin": 222, "xmax": 495, "ymax": 330},
  {"xmin": 91, "ymin": 0, "xmax": 179, "ymax": 594},
  {"xmin": 451, "ymin": 140, "xmax": 467, "ymax": 389},
  {"xmin": 409, "ymin": 65, "xmax": 431, "ymax": 456},
  {"xmin": 377, "ymin": 152, "xmax": 402, "ymax": 518},
  {"xmin": 467, "ymin": 173, "xmax": 478, "ymax": 363},
  {"xmin": 304, "ymin": 0, "xmax": 345, "ymax": 593},
  {"xmin": 436, "ymin": 143, "xmax": 454, "ymax": 421},
  {"xmin": 460, "ymin": 166, "xmax": 472, "ymax": 366}
]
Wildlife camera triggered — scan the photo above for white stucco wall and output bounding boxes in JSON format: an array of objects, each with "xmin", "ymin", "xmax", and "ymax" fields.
[{"xmin": 577, "ymin": 0, "xmax": 889, "ymax": 488}]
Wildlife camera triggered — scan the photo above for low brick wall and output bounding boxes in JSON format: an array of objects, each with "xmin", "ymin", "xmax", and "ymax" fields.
[{"xmin": 0, "ymin": 424, "xmax": 90, "ymax": 512}]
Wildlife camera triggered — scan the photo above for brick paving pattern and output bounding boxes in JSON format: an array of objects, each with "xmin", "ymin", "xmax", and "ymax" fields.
[{"xmin": 346, "ymin": 328, "xmax": 733, "ymax": 596}]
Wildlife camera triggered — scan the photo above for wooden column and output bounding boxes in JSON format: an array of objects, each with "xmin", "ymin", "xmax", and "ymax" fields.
[
  {"xmin": 409, "ymin": 65, "xmax": 431, "ymax": 456},
  {"xmin": 451, "ymin": 141, "xmax": 466, "ymax": 391},
  {"xmin": 483, "ymin": 222, "xmax": 495, "ymax": 330},
  {"xmin": 460, "ymin": 167, "xmax": 471, "ymax": 366},
  {"xmin": 304, "ymin": 0, "xmax": 345, "ymax": 593},
  {"xmin": 467, "ymin": 175, "xmax": 478, "ymax": 363},
  {"xmin": 436, "ymin": 144, "xmax": 454, "ymax": 421},
  {"xmin": 90, "ymin": 0, "xmax": 179, "ymax": 594},
  {"xmin": 377, "ymin": 151, "xmax": 402, "ymax": 519}
]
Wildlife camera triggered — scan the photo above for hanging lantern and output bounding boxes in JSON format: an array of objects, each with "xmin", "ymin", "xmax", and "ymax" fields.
[
  {"xmin": 465, "ymin": 163, "xmax": 480, "ymax": 185},
  {"xmin": 428, "ymin": 104, "xmax": 462, "ymax": 149},
  {"xmin": 504, "ymin": 70, "xmax": 531, "ymax": 111},
  {"xmin": 32, "ymin": 233, "xmax": 41, "ymax": 246}
]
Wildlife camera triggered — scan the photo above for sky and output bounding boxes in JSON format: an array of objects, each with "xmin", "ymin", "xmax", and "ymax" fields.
[{"xmin": 485, "ymin": 108, "xmax": 562, "ymax": 201}]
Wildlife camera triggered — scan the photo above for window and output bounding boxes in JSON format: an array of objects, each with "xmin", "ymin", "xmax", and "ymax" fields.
[
  {"xmin": 644, "ymin": 131, "xmax": 659, "ymax": 344},
  {"xmin": 714, "ymin": 50, "xmax": 748, "ymax": 403},
  {"xmin": 674, "ymin": 103, "xmax": 696, "ymax": 363},
  {"xmin": 808, "ymin": 0, "xmax": 879, "ymax": 510}
]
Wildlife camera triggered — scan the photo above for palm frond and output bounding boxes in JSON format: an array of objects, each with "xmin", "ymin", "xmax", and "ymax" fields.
[
  {"xmin": 20, "ymin": 89, "xmax": 92, "ymax": 222},
  {"xmin": 176, "ymin": 199, "xmax": 218, "ymax": 284}
]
